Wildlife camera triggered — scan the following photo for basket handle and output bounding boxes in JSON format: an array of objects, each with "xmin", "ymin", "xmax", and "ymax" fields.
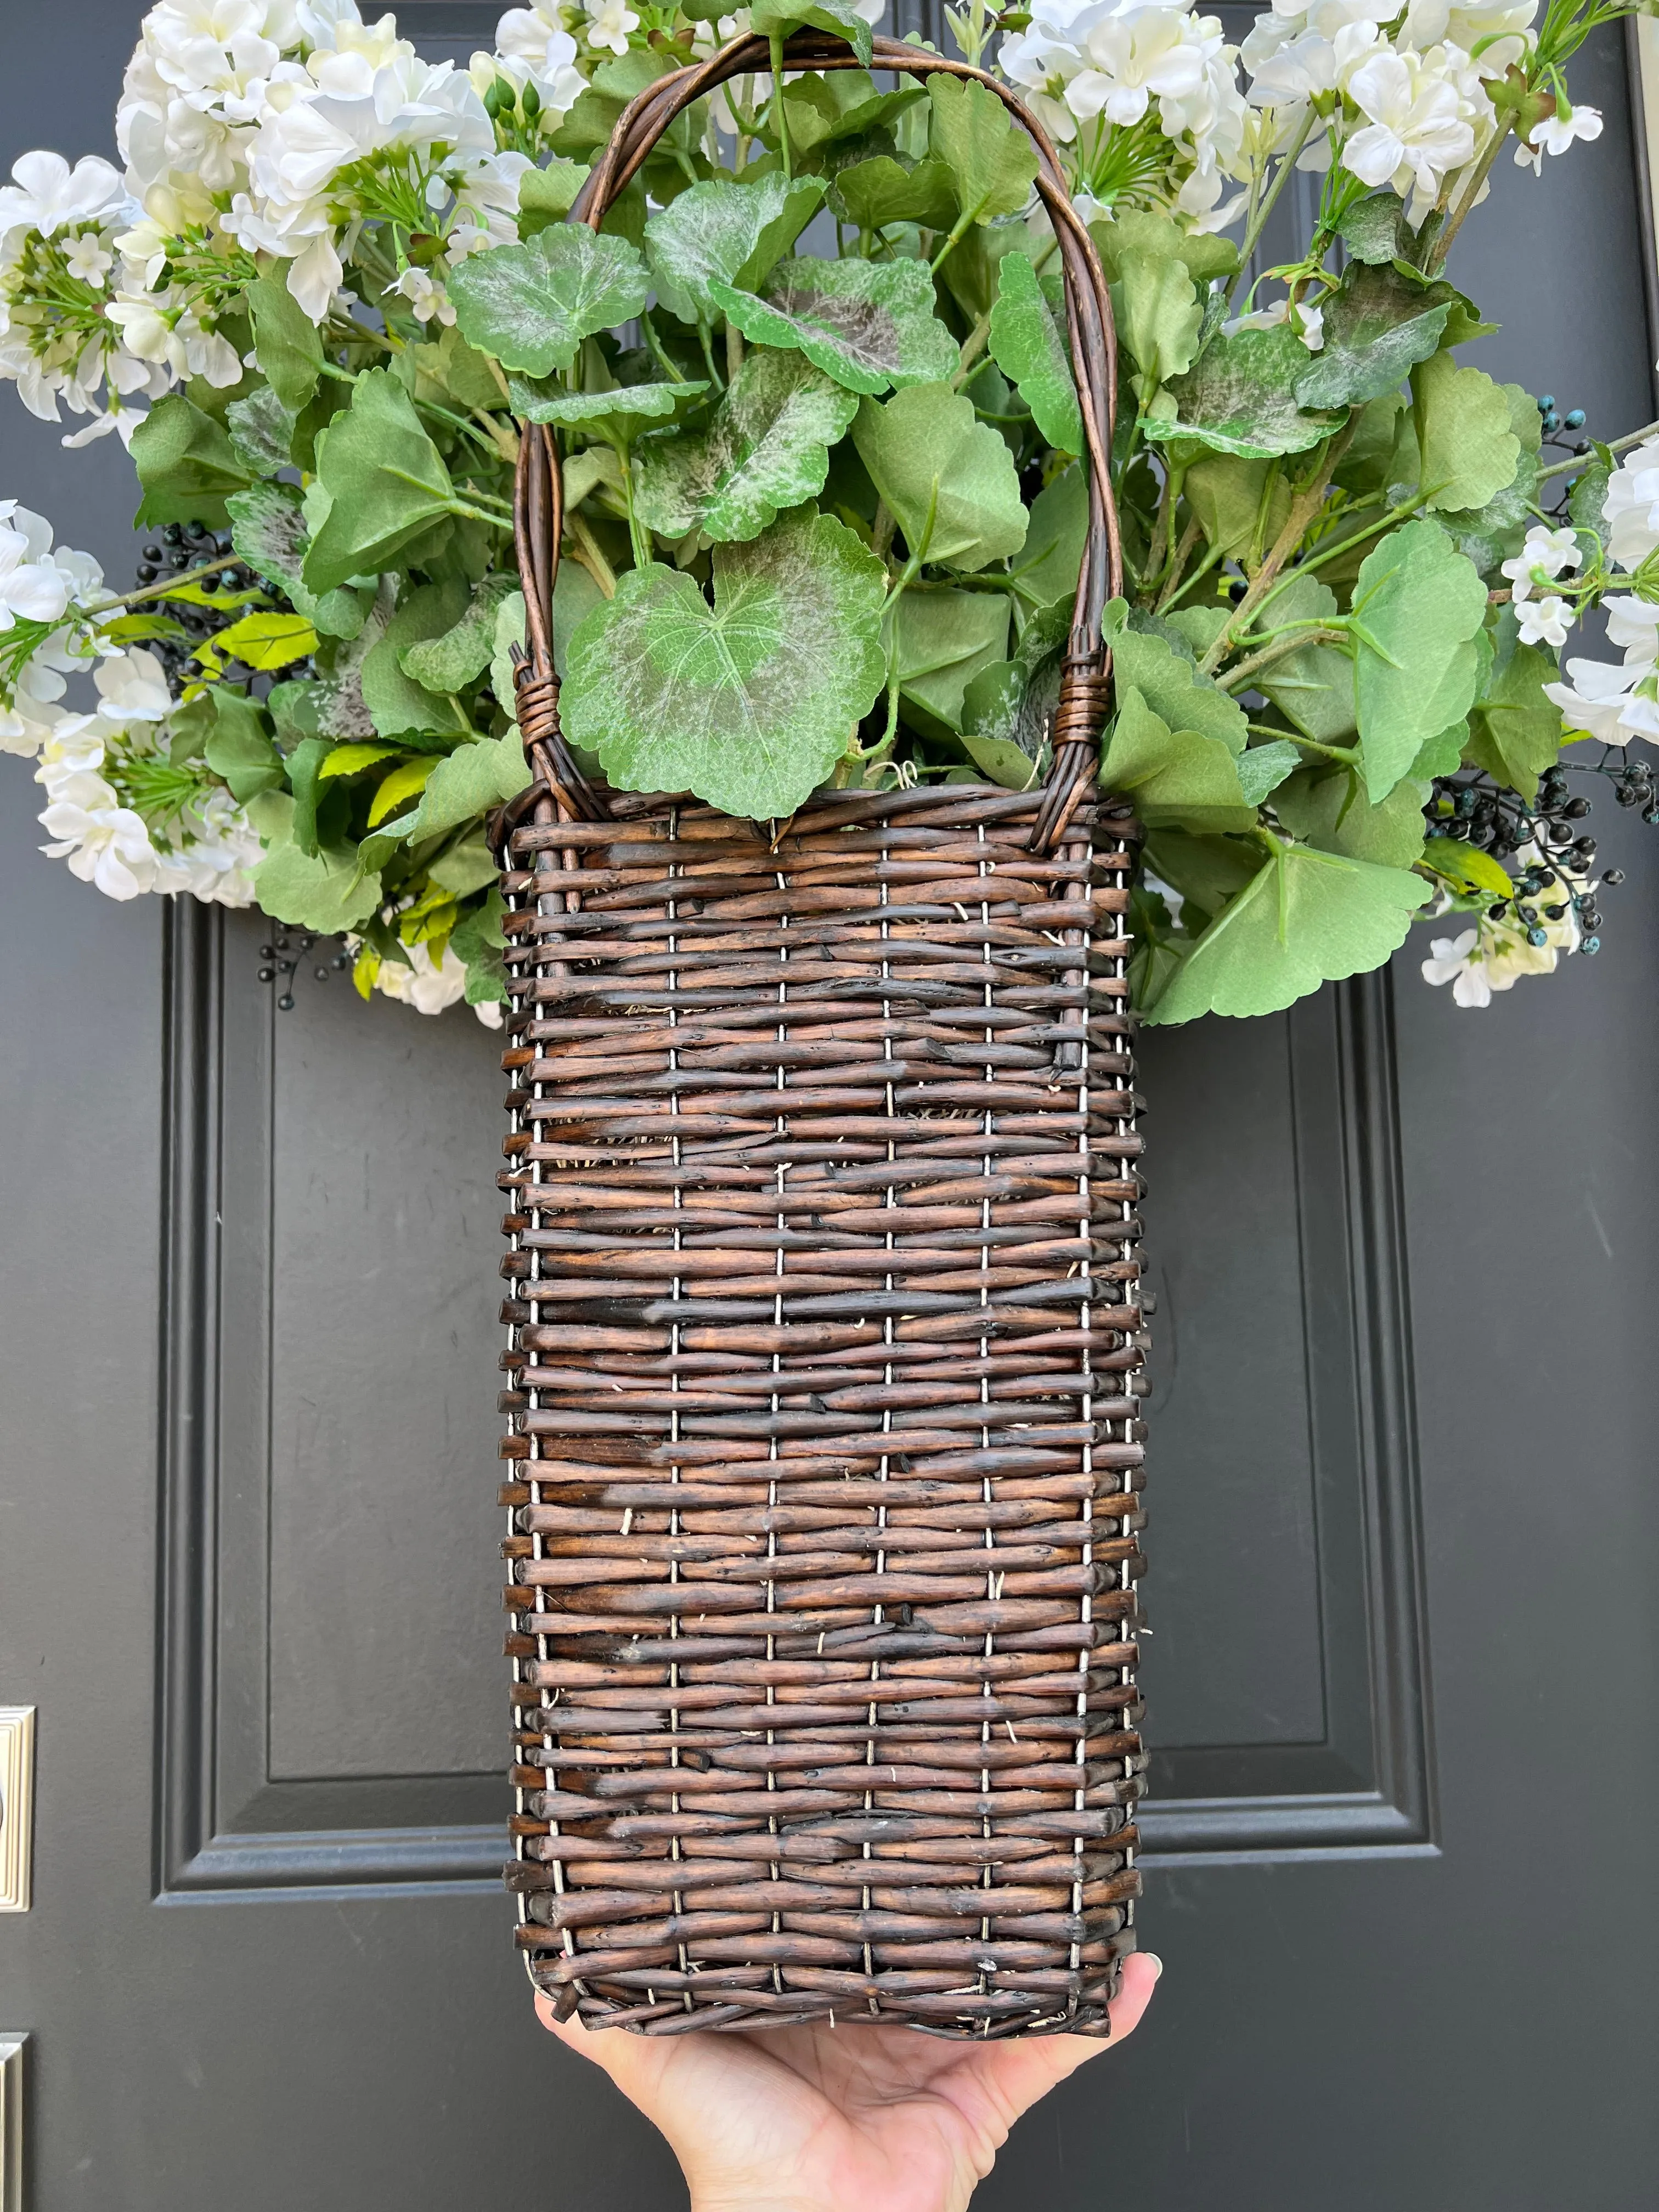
[{"xmin": 511, "ymin": 28, "xmax": 1122, "ymax": 853}]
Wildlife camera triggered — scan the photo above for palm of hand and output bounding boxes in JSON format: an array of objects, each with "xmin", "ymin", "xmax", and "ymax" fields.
[{"xmin": 538, "ymin": 1953, "xmax": 1159, "ymax": 2212}]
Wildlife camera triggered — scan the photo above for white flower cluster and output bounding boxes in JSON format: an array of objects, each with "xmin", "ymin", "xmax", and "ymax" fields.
[
  {"xmin": 349, "ymin": 930, "xmax": 504, "ymax": 1024},
  {"xmin": 1420, "ymin": 873, "xmax": 1581, "ymax": 1006},
  {"xmin": 1545, "ymin": 439, "xmax": 1659, "ymax": 749},
  {"xmin": 33, "ymin": 647, "xmax": 261, "ymax": 904},
  {"xmin": 1001, "ymin": 0, "xmax": 1251, "ymax": 229}
]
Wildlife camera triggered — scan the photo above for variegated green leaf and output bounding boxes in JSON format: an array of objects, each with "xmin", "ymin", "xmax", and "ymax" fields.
[
  {"xmin": 713, "ymin": 257, "xmax": 958, "ymax": 398},
  {"xmin": 633, "ymin": 351, "xmax": 858, "ymax": 544}
]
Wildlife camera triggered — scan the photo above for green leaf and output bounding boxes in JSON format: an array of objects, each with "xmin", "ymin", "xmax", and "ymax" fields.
[
  {"xmin": 852, "ymin": 384, "xmax": 1027, "ymax": 572},
  {"xmin": 562, "ymin": 509, "xmax": 888, "ymax": 820},
  {"xmin": 448, "ymin": 227, "xmax": 649, "ymax": 376},
  {"xmin": 1253, "ymin": 571, "xmax": 1356, "ymax": 744},
  {"xmin": 1105, "ymin": 600, "xmax": 1248, "ymax": 752},
  {"xmin": 1568, "ymin": 455, "xmax": 1612, "ymax": 539},
  {"xmin": 317, "ymin": 741, "xmax": 404, "ymax": 780},
  {"xmin": 210, "ymin": 610, "xmax": 318, "ymax": 672},
  {"xmin": 1443, "ymin": 381, "xmax": 1542, "ymax": 577},
  {"xmin": 1183, "ymin": 453, "xmax": 1291, "ymax": 560},
  {"xmin": 1293, "ymin": 263, "xmax": 1454, "ymax": 413},
  {"xmin": 889, "ymin": 587, "xmax": 1011, "ymax": 735},
  {"xmin": 1141, "ymin": 825, "xmax": 1260, "ymax": 922},
  {"xmin": 1013, "ymin": 464, "xmax": 1087, "ymax": 616},
  {"xmin": 1111, "ymin": 246, "xmax": 1201, "ymax": 400},
  {"xmin": 226, "ymin": 386, "xmax": 296, "ymax": 476},
  {"xmin": 1465, "ymin": 607, "xmax": 1564, "ymax": 799},
  {"xmin": 634, "ymin": 349, "xmax": 858, "ymax": 544},
  {"xmin": 362, "ymin": 578, "xmax": 470, "ymax": 737},
  {"xmin": 430, "ymin": 833, "xmax": 502, "ymax": 900},
  {"xmin": 927, "ymin": 75, "xmax": 1039, "ymax": 226},
  {"xmin": 645, "ymin": 172, "xmax": 825, "ymax": 328},
  {"xmin": 366, "ymin": 754, "xmax": 438, "ymax": 826},
  {"xmin": 405, "ymin": 326, "xmax": 510, "ymax": 414},
  {"xmin": 1103, "ymin": 685, "xmax": 1257, "ymax": 833},
  {"xmin": 988, "ymin": 251, "xmax": 1082, "ymax": 456},
  {"xmin": 1412, "ymin": 349, "xmax": 1523, "ymax": 514},
  {"xmin": 1142, "ymin": 839, "xmax": 1431, "ymax": 1024},
  {"xmin": 1421, "ymin": 833, "xmax": 1514, "ymax": 898},
  {"xmin": 714, "ymin": 256, "xmax": 957, "ymax": 398},
  {"xmin": 506, "ymin": 375, "xmax": 707, "ymax": 441},
  {"xmin": 830, "ymin": 155, "xmax": 957, "ymax": 233},
  {"xmin": 380, "ymin": 731, "xmax": 532, "ymax": 842},
  {"xmin": 225, "ymin": 481, "xmax": 366, "ymax": 640},
  {"xmin": 131, "ymin": 393, "xmax": 251, "ymax": 528},
  {"xmin": 962, "ymin": 595, "xmax": 1069, "ymax": 765},
  {"xmin": 1237, "ymin": 740, "xmax": 1301, "ymax": 805},
  {"xmin": 245, "ymin": 272, "xmax": 324, "ymax": 414},
  {"xmin": 1147, "ymin": 324, "xmax": 1341, "ymax": 461},
  {"xmin": 202, "ymin": 689, "xmax": 285, "ymax": 803},
  {"xmin": 1351, "ymin": 519, "xmax": 1488, "ymax": 801},
  {"xmin": 253, "ymin": 812, "xmax": 382, "ymax": 933},
  {"xmin": 301, "ymin": 370, "xmax": 455, "ymax": 595},
  {"xmin": 1271, "ymin": 765, "xmax": 1429, "ymax": 868},
  {"xmin": 747, "ymin": 0, "xmax": 874, "ymax": 65},
  {"xmin": 1333, "ymin": 190, "xmax": 1409, "ymax": 267},
  {"xmin": 1090, "ymin": 207, "xmax": 1238, "ymax": 286},
  {"xmin": 517, "ymin": 159, "xmax": 590, "ymax": 234},
  {"xmin": 400, "ymin": 574, "xmax": 519, "ymax": 694}
]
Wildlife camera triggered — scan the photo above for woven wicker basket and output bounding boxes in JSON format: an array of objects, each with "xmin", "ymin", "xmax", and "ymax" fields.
[{"xmin": 494, "ymin": 30, "xmax": 1146, "ymax": 2038}]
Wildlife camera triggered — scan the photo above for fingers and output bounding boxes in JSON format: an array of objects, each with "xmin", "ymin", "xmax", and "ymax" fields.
[
  {"xmin": 535, "ymin": 1990, "xmax": 679, "ymax": 2111},
  {"xmin": 956, "ymin": 1950, "xmax": 1164, "ymax": 2137}
]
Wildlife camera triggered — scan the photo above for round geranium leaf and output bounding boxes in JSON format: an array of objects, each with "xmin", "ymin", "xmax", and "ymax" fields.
[
  {"xmin": 561, "ymin": 509, "xmax": 889, "ymax": 821},
  {"xmin": 448, "ymin": 228, "xmax": 650, "ymax": 377}
]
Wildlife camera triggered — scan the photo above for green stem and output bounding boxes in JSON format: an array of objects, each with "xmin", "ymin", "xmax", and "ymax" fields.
[
  {"xmin": 1225, "ymin": 109, "xmax": 1318, "ymax": 305},
  {"xmin": 565, "ymin": 511, "xmax": 617, "ymax": 598},
  {"xmin": 1199, "ymin": 426, "xmax": 1353, "ymax": 674},
  {"xmin": 83, "ymin": 554, "xmax": 242, "ymax": 619},
  {"xmin": 770, "ymin": 36, "xmax": 790, "ymax": 180},
  {"xmin": 616, "ymin": 443, "xmax": 652, "ymax": 572},
  {"xmin": 1220, "ymin": 623, "xmax": 1350, "ymax": 691},
  {"xmin": 1161, "ymin": 539, "xmax": 1225, "ymax": 612},
  {"xmin": 1423, "ymin": 125, "xmax": 1509, "ymax": 275},
  {"xmin": 1536, "ymin": 419, "xmax": 1659, "ymax": 481}
]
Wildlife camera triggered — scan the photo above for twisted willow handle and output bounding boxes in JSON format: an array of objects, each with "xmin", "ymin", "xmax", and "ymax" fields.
[{"xmin": 511, "ymin": 27, "xmax": 1122, "ymax": 853}]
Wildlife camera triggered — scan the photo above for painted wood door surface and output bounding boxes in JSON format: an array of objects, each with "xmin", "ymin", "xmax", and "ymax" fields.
[{"xmin": 1, "ymin": 5, "xmax": 1655, "ymax": 2206}]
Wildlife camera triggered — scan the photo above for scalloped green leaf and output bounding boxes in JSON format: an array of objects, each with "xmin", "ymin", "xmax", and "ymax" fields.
[
  {"xmin": 1271, "ymin": 765, "xmax": 1431, "ymax": 869},
  {"xmin": 400, "ymin": 574, "xmax": 520, "ymax": 695},
  {"xmin": 246, "ymin": 270, "xmax": 324, "ymax": 414},
  {"xmin": 748, "ymin": 0, "xmax": 874, "ymax": 65},
  {"xmin": 301, "ymin": 371, "xmax": 455, "ymax": 595},
  {"xmin": 377, "ymin": 731, "xmax": 531, "ymax": 843},
  {"xmin": 1104, "ymin": 600, "xmax": 1249, "ymax": 752},
  {"xmin": 561, "ymin": 509, "xmax": 888, "ymax": 821},
  {"xmin": 505, "ymin": 376, "xmax": 708, "ymax": 445},
  {"xmin": 989, "ymin": 250, "xmax": 1083, "ymax": 456},
  {"xmin": 962, "ymin": 595, "xmax": 1069, "ymax": 765},
  {"xmin": 829, "ymin": 155, "xmax": 957, "ymax": 233},
  {"xmin": 225, "ymin": 481, "xmax": 368, "ymax": 640},
  {"xmin": 714, "ymin": 257, "xmax": 958, "ymax": 398},
  {"xmin": 634, "ymin": 350, "xmax": 857, "ymax": 544},
  {"xmin": 1147, "ymin": 323, "xmax": 1341, "ymax": 460},
  {"xmin": 852, "ymin": 383, "xmax": 1027, "ymax": 572},
  {"xmin": 1253, "ymin": 571, "xmax": 1355, "ymax": 744},
  {"xmin": 1103, "ymin": 685, "xmax": 1257, "ymax": 833},
  {"xmin": 1352, "ymin": 520, "xmax": 1489, "ymax": 801},
  {"xmin": 1142, "ymin": 839, "xmax": 1431, "ymax": 1025},
  {"xmin": 888, "ymin": 587, "xmax": 1011, "ymax": 736},
  {"xmin": 449, "ymin": 227, "xmax": 649, "ymax": 376},
  {"xmin": 1411, "ymin": 349, "xmax": 1523, "ymax": 513},
  {"xmin": 1293, "ymin": 263, "xmax": 1455, "ymax": 413},
  {"xmin": 645, "ymin": 173, "xmax": 825, "ymax": 328},
  {"xmin": 927, "ymin": 75, "xmax": 1040, "ymax": 227}
]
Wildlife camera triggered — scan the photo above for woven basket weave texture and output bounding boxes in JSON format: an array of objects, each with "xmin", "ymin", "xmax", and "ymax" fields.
[{"xmin": 495, "ymin": 30, "xmax": 1147, "ymax": 2038}]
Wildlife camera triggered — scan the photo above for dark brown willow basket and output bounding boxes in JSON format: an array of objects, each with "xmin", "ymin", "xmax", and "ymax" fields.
[{"xmin": 493, "ymin": 29, "xmax": 1146, "ymax": 2038}]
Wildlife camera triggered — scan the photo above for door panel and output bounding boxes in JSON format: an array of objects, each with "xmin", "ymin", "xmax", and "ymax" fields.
[{"xmin": 1, "ymin": 6, "xmax": 1655, "ymax": 2209}]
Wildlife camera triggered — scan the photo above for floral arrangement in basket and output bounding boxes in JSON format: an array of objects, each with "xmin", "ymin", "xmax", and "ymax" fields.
[{"xmin": 1, "ymin": 0, "xmax": 1654, "ymax": 1023}]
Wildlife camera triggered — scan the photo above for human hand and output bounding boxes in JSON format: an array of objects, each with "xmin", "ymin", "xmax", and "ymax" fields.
[{"xmin": 537, "ymin": 1951, "xmax": 1160, "ymax": 2212}]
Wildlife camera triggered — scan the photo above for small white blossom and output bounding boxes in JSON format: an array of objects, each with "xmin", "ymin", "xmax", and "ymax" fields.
[
  {"xmin": 0, "ymin": 512, "xmax": 74, "ymax": 629},
  {"xmin": 1544, "ymin": 654, "xmax": 1659, "ymax": 747},
  {"xmin": 0, "ymin": 151, "xmax": 126, "ymax": 245},
  {"xmin": 95, "ymin": 646, "xmax": 173, "ymax": 725},
  {"xmin": 583, "ymin": 0, "xmax": 640, "ymax": 58},
  {"xmin": 365, "ymin": 936, "xmax": 500, "ymax": 1022},
  {"xmin": 37, "ymin": 767, "xmax": 159, "ymax": 899},
  {"xmin": 63, "ymin": 232, "xmax": 116, "ymax": 287},
  {"xmin": 1515, "ymin": 103, "xmax": 1602, "ymax": 173},
  {"xmin": 1294, "ymin": 298, "xmax": 1324, "ymax": 349},
  {"xmin": 1515, "ymin": 594, "xmax": 1571, "ymax": 648}
]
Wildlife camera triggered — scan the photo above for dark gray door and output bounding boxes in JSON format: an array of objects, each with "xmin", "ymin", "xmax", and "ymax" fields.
[{"xmin": 2, "ymin": 6, "xmax": 1656, "ymax": 2208}]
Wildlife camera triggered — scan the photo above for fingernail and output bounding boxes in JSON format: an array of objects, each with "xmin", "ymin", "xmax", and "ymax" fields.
[{"xmin": 1144, "ymin": 1953, "xmax": 1165, "ymax": 1982}]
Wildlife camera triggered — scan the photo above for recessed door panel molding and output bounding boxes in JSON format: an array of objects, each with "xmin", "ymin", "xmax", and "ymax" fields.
[
  {"xmin": 0, "ymin": 2034, "xmax": 23, "ymax": 2212},
  {"xmin": 155, "ymin": 898, "xmax": 1434, "ymax": 1897},
  {"xmin": 0, "ymin": 1710, "xmax": 33, "ymax": 1912}
]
